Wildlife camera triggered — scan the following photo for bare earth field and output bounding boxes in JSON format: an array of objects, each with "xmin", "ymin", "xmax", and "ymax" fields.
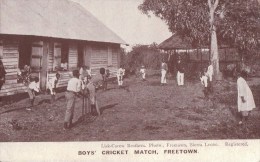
[{"xmin": 0, "ymin": 75, "xmax": 259, "ymax": 142}]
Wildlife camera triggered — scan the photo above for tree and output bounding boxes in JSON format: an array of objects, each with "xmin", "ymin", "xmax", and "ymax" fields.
[
  {"xmin": 122, "ymin": 43, "xmax": 163, "ymax": 74},
  {"xmin": 139, "ymin": 0, "xmax": 260, "ymax": 79}
]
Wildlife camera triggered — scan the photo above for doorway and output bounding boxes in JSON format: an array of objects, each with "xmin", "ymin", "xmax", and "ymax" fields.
[
  {"xmin": 18, "ymin": 41, "xmax": 32, "ymax": 69},
  {"xmin": 78, "ymin": 43, "xmax": 84, "ymax": 67}
]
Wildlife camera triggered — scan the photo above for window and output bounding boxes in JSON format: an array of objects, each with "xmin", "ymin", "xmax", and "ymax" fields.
[
  {"xmin": 61, "ymin": 42, "xmax": 69, "ymax": 64},
  {"xmin": 53, "ymin": 42, "xmax": 69, "ymax": 71}
]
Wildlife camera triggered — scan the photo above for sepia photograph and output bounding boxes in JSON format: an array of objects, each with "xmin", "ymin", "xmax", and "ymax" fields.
[{"xmin": 0, "ymin": 0, "xmax": 259, "ymax": 161}]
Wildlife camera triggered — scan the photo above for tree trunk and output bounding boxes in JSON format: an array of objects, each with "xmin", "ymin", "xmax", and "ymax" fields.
[
  {"xmin": 209, "ymin": 0, "xmax": 221, "ymax": 80},
  {"xmin": 210, "ymin": 25, "xmax": 220, "ymax": 77}
]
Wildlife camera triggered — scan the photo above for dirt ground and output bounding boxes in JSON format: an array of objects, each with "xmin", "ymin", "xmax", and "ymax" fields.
[{"xmin": 0, "ymin": 75, "xmax": 259, "ymax": 142}]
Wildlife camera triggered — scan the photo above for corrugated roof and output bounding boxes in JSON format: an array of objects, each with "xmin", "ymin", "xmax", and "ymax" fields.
[{"xmin": 0, "ymin": 0, "xmax": 126, "ymax": 44}]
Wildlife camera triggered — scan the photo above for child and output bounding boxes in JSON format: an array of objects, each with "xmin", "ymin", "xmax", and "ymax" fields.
[
  {"xmin": 17, "ymin": 65, "xmax": 31, "ymax": 86},
  {"xmin": 176, "ymin": 58, "xmax": 185, "ymax": 86},
  {"xmin": 86, "ymin": 66, "xmax": 92, "ymax": 77},
  {"xmin": 161, "ymin": 60, "xmax": 168, "ymax": 85},
  {"xmin": 117, "ymin": 66, "xmax": 125, "ymax": 87},
  {"xmin": 26, "ymin": 77, "xmax": 40, "ymax": 110},
  {"xmin": 0, "ymin": 60, "xmax": 6, "ymax": 91},
  {"xmin": 100, "ymin": 68, "xmax": 110, "ymax": 90},
  {"xmin": 140, "ymin": 65, "xmax": 146, "ymax": 81},
  {"xmin": 200, "ymin": 69, "xmax": 209, "ymax": 100},
  {"xmin": 48, "ymin": 73, "xmax": 61, "ymax": 103},
  {"xmin": 81, "ymin": 76, "xmax": 91, "ymax": 119},
  {"xmin": 236, "ymin": 71, "xmax": 256, "ymax": 125},
  {"xmin": 86, "ymin": 76, "xmax": 100, "ymax": 116},
  {"xmin": 64, "ymin": 70, "xmax": 81, "ymax": 130}
]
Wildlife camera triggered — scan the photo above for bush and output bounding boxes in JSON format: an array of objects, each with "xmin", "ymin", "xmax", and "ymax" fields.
[{"xmin": 121, "ymin": 43, "xmax": 165, "ymax": 75}]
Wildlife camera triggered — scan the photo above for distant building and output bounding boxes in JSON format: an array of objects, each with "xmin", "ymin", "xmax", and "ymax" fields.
[
  {"xmin": 0, "ymin": 0, "xmax": 126, "ymax": 96},
  {"xmin": 159, "ymin": 34, "xmax": 239, "ymax": 72}
]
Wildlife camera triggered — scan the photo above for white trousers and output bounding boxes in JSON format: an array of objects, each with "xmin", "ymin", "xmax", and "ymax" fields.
[
  {"xmin": 177, "ymin": 71, "xmax": 184, "ymax": 85},
  {"xmin": 161, "ymin": 70, "xmax": 167, "ymax": 84},
  {"xmin": 208, "ymin": 74, "xmax": 213, "ymax": 82},
  {"xmin": 142, "ymin": 73, "xmax": 146, "ymax": 79}
]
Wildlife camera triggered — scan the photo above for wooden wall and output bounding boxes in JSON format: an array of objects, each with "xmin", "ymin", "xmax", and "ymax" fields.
[
  {"xmin": 0, "ymin": 40, "xmax": 27, "ymax": 96},
  {"xmin": 90, "ymin": 44, "xmax": 108, "ymax": 75},
  {"xmin": 48, "ymin": 42, "xmax": 54, "ymax": 71},
  {"xmin": 68, "ymin": 43, "xmax": 78, "ymax": 70}
]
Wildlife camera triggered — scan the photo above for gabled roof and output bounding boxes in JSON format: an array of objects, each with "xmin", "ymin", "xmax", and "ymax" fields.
[
  {"xmin": 159, "ymin": 34, "xmax": 193, "ymax": 50},
  {"xmin": 159, "ymin": 34, "xmax": 233, "ymax": 50},
  {"xmin": 0, "ymin": 0, "xmax": 126, "ymax": 44}
]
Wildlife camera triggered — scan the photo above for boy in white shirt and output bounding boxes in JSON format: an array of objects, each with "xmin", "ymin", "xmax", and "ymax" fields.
[
  {"xmin": 140, "ymin": 65, "xmax": 146, "ymax": 81},
  {"xmin": 26, "ymin": 77, "xmax": 40, "ymax": 110},
  {"xmin": 161, "ymin": 60, "xmax": 168, "ymax": 85},
  {"xmin": 117, "ymin": 66, "xmax": 125, "ymax": 87},
  {"xmin": 48, "ymin": 73, "xmax": 60, "ymax": 103},
  {"xmin": 200, "ymin": 69, "xmax": 209, "ymax": 100},
  {"xmin": 64, "ymin": 70, "xmax": 81, "ymax": 130}
]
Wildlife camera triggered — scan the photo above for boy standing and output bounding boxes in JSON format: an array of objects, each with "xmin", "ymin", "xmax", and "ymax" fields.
[
  {"xmin": 48, "ymin": 73, "xmax": 60, "ymax": 103},
  {"xmin": 140, "ymin": 65, "xmax": 146, "ymax": 81},
  {"xmin": 26, "ymin": 77, "xmax": 40, "ymax": 110},
  {"xmin": 176, "ymin": 58, "xmax": 185, "ymax": 86},
  {"xmin": 64, "ymin": 70, "xmax": 81, "ymax": 130},
  {"xmin": 117, "ymin": 66, "xmax": 125, "ymax": 87},
  {"xmin": 200, "ymin": 69, "xmax": 210, "ymax": 100},
  {"xmin": 236, "ymin": 71, "xmax": 256, "ymax": 125},
  {"xmin": 86, "ymin": 76, "xmax": 100, "ymax": 116},
  {"xmin": 161, "ymin": 60, "xmax": 168, "ymax": 85}
]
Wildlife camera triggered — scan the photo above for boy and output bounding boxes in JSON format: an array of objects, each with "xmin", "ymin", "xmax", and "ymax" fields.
[
  {"xmin": 236, "ymin": 71, "xmax": 256, "ymax": 125},
  {"xmin": 86, "ymin": 76, "xmax": 100, "ymax": 116},
  {"xmin": 117, "ymin": 66, "xmax": 125, "ymax": 87},
  {"xmin": 81, "ymin": 76, "xmax": 90, "ymax": 119},
  {"xmin": 161, "ymin": 60, "xmax": 168, "ymax": 85},
  {"xmin": 100, "ymin": 68, "xmax": 110, "ymax": 90},
  {"xmin": 176, "ymin": 57, "xmax": 185, "ymax": 86},
  {"xmin": 86, "ymin": 66, "xmax": 92, "ymax": 77},
  {"xmin": 140, "ymin": 65, "xmax": 146, "ymax": 81},
  {"xmin": 200, "ymin": 69, "xmax": 210, "ymax": 100},
  {"xmin": 26, "ymin": 77, "xmax": 40, "ymax": 110},
  {"xmin": 64, "ymin": 70, "xmax": 81, "ymax": 130},
  {"xmin": 48, "ymin": 73, "xmax": 60, "ymax": 103},
  {"xmin": 0, "ymin": 60, "xmax": 6, "ymax": 91}
]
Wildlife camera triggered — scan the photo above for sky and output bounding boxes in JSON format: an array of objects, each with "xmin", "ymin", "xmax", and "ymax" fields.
[{"xmin": 71, "ymin": 0, "xmax": 172, "ymax": 47}]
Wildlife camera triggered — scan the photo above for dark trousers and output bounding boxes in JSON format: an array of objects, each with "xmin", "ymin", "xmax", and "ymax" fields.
[{"xmin": 203, "ymin": 86, "xmax": 210, "ymax": 99}]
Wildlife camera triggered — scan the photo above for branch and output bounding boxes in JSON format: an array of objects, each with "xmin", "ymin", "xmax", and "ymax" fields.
[
  {"xmin": 208, "ymin": 0, "xmax": 219, "ymax": 10},
  {"xmin": 208, "ymin": 0, "xmax": 212, "ymax": 9},
  {"xmin": 213, "ymin": 0, "xmax": 219, "ymax": 10}
]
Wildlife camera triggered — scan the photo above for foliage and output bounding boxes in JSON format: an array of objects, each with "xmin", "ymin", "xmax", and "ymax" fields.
[
  {"xmin": 138, "ymin": 0, "xmax": 260, "ymax": 57},
  {"xmin": 138, "ymin": 0, "xmax": 260, "ymax": 49},
  {"xmin": 121, "ymin": 43, "xmax": 164, "ymax": 74}
]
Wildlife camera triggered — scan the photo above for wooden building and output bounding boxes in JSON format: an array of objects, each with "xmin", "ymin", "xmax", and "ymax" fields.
[{"xmin": 0, "ymin": 0, "xmax": 126, "ymax": 96}]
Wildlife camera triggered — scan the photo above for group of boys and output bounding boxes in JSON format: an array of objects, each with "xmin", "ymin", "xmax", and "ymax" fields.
[{"xmin": 23, "ymin": 58, "xmax": 255, "ymax": 128}]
